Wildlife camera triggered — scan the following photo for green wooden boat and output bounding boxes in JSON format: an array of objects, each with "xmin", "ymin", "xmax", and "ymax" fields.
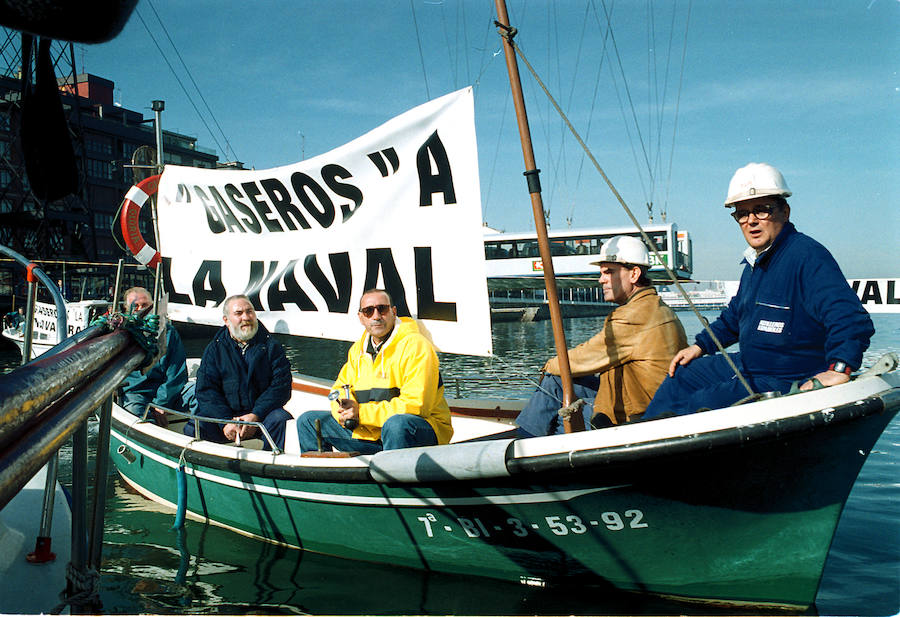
[{"xmin": 110, "ymin": 363, "xmax": 900, "ymax": 611}]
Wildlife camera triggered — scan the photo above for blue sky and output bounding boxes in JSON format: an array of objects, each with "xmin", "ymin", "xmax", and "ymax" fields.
[{"xmin": 82, "ymin": 0, "xmax": 898, "ymax": 280}]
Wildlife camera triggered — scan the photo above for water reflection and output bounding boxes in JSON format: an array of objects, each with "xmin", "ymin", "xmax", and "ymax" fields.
[{"xmin": 102, "ymin": 478, "xmax": 774, "ymax": 616}]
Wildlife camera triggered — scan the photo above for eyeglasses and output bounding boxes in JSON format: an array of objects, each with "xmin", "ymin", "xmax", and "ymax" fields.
[
  {"xmin": 731, "ymin": 203, "xmax": 779, "ymax": 223},
  {"xmin": 359, "ymin": 304, "xmax": 391, "ymax": 318}
]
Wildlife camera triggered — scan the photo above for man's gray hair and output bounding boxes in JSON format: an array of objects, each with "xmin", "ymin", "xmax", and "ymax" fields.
[
  {"xmin": 122, "ymin": 286, "xmax": 151, "ymax": 310},
  {"xmin": 222, "ymin": 294, "xmax": 252, "ymax": 316}
]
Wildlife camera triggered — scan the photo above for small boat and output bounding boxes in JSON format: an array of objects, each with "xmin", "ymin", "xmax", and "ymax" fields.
[
  {"xmin": 111, "ymin": 359, "xmax": 899, "ymax": 611},
  {"xmin": 1, "ymin": 299, "xmax": 109, "ymax": 360}
]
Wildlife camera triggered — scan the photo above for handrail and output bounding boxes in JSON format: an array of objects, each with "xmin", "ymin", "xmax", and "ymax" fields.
[
  {"xmin": 0, "ymin": 329, "xmax": 148, "ymax": 510},
  {"xmin": 0, "ymin": 332, "xmax": 138, "ymax": 451},
  {"xmin": 0, "ymin": 244, "xmax": 67, "ymax": 352},
  {"xmin": 1, "ymin": 244, "xmax": 70, "ymax": 558},
  {"xmin": 138, "ymin": 404, "xmax": 282, "ymax": 455}
]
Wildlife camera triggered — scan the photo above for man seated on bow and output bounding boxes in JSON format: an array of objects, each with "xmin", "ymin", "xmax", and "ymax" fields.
[
  {"xmin": 296, "ymin": 289, "xmax": 453, "ymax": 454},
  {"xmin": 644, "ymin": 163, "xmax": 874, "ymax": 419},
  {"xmin": 185, "ymin": 294, "xmax": 292, "ymax": 451}
]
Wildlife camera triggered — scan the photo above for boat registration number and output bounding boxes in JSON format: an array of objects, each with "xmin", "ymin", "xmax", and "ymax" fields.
[{"xmin": 415, "ymin": 510, "xmax": 648, "ymax": 539}]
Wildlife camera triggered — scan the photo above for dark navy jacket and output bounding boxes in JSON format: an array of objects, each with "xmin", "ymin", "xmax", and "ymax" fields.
[
  {"xmin": 695, "ymin": 222, "xmax": 873, "ymax": 380},
  {"xmin": 195, "ymin": 322, "xmax": 292, "ymax": 421},
  {"xmin": 120, "ymin": 323, "xmax": 188, "ymax": 413}
]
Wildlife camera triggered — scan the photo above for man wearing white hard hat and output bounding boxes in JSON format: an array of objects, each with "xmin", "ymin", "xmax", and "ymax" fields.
[
  {"xmin": 644, "ymin": 163, "xmax": 874, "ymax": 419},
  {"xmin": 516, "ymin": 235, "xmax": 687, "ymax": 435}
]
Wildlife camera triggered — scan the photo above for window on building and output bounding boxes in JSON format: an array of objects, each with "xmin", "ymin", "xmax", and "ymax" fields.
[
  {"xmin": 87, "ymin": 158, "xmax": 113, "ymax": 180},
  {"xmin": 86, "ymin": 136, "xmax": 113, "ymax": 156}
]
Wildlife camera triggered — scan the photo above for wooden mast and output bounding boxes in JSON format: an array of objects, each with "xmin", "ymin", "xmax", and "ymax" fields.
[{"xmin": 493, "ymin": 0, "xmax": 585, "ymax": 433}]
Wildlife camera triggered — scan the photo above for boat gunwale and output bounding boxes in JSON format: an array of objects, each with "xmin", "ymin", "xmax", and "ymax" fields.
[
  {"xmin": 110, "ymin": 374, "xmax": 899, "ymax": 485},
  {"xmin": 509, "ymin": 390, "xmax": 895, "ymax": 475}
]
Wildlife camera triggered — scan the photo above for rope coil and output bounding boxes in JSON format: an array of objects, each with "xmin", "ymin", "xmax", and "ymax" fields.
[
  {"xmin": 51, "ymin": 563, "xmax": 100, "ymax": 614},
  {"xmin": 90, "ymin": 310, "xmax": 160, "ymax": 369}
]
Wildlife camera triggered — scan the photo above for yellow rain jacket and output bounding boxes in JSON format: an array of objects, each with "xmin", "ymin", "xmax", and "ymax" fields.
[
  {"xmin": 331, "ymin": 317, "xmax": 453, "ymax": 444},
  {"xmin": 543, "ymin": 287, "xmax": 687, "ymax": 424}
]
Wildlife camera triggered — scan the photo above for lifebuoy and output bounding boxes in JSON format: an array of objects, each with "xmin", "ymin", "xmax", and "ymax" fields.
[{"xmin": 120, "ymin": 174, "xmax": 162, "ymax": 268}]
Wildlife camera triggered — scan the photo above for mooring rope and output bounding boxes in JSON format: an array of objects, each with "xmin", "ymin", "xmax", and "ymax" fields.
[{"xmin": 51, "ymin": 563, "xmax": 100, "ymax": 614}]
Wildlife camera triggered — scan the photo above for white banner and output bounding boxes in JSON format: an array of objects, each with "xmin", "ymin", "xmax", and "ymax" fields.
[
  {"xmin": 155, "ymin": 88, "xmax": 492, "ymax": 356},
  {"xmin": 849, "ymin": 278, "xmax": 900, "ymax": 314}
]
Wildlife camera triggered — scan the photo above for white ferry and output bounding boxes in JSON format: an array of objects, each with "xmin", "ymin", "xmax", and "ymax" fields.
[{"xmin": 483, "ymin": 222, "xmax": 692, "ymax": 286}]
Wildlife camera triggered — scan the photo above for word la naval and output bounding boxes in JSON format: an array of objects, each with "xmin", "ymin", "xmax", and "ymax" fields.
[
  {"xmin": 173, "ymin": 131, "xmax": 457, "ymax": 236},
  {"xmin": 161, "ymin": 246, "xmax": 458, "ymax": 322}
]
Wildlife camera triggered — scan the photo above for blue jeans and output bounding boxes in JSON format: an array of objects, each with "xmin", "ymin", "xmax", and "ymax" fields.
[
  {"xmin": 643, "ymin": 353, "xmax": 795, "ymax": 419},
  {"xmin": 515, "ymin": 374, "xmax": 600, "ymax": 437},
  {"xmin": 182, "ymin": 407, "xmax": 292, "ymax": 451},
  {"xmin": 296, "ymin": 410, "xmax": 438, "ymax": 453}
]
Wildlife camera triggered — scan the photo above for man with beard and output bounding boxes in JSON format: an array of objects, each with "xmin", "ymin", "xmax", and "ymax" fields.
[{"xmin": 185, "ymin": 294, "xmax": 292, "ymax": 451}]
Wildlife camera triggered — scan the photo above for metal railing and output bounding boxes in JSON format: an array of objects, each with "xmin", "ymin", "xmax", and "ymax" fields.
[{"xmin": 131, "ymin": 403, "xmax": 282, "ymax": 455}]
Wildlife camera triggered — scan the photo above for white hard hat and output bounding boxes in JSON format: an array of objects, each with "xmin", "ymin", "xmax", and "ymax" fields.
[
  {"xmin": 590, "ymin": 235, "xmax": 650, "ymax": 267},
  {"xmin": 724, "ymin": 162, "xmax": 792, "ymax": 206}
]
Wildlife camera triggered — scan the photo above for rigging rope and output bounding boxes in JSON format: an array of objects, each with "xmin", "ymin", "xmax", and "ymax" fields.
[
  {"xmin": 569, "ymin": 3, "xmax": 613, "ymax": 225},
  {"xmin": 134, "ymin": 7, "xmax": 233, "ymax": 162},
  {"xmin": 594, "ymin": 0, "xmax": 654, "ymax": 193},
  {"xmin": 662, "ymin": 0, "xmax": 692, "ymax": 220},
  {"xmin": 409, "ymin": 0, "xmax": 431, "ymax": 100},
  {"xmin": 497, "ymin": 27, "xmax": 754, "ymax": 398},
  {"xmin": 144, "ymin": 0, "xmax": 238, "ymax": 162}
]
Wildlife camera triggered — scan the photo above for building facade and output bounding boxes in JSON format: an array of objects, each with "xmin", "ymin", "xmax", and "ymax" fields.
[{"xmin": 0, "ymin": 69, "xmax": 219, "ymax": 304}]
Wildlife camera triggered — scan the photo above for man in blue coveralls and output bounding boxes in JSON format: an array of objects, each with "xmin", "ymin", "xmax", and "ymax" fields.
[{"xmin": 644, "ymin": 163, "xmax": 874, "ymax": 419}]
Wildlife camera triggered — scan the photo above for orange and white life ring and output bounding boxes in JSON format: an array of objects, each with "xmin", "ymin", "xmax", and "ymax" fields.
[{"xmin": 120, "ymin": 174, "xmax": 162, "ymax": 268}]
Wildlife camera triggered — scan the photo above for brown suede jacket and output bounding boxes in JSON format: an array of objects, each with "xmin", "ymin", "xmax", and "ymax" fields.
[{"xmin": 543, "ymin": 287, "xmax": 686, "ymax": 424}]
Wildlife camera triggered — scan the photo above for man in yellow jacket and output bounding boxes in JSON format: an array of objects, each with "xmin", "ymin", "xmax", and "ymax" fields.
[
  {"xmin": 296, "ymin": 289, "xmax": 453, "ymax": 453},
  {"xmin": 516, "ymin": 236, "xmax": 687, "ymax": 436}
]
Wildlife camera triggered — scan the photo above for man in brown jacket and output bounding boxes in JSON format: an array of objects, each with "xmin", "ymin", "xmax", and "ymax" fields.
[{"xmin": 516, "ymin": 236, "xmax": 687, "ymax": 436}]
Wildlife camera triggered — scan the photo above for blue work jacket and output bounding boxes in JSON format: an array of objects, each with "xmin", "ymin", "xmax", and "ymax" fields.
[
  {"xmin": 695, "ymin": 222, "xmax": 874, "ymax": 380},
  {"xmin": 120, "ymin": 323, "xmax": 188, "ymax": 412}
]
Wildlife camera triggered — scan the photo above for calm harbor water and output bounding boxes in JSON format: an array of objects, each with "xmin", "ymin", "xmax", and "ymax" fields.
[{"xmin": 1, "ymin": 312, "xmax": 898, "ymax": 615}]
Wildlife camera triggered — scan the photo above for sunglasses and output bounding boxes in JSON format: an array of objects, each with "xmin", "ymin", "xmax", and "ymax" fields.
[
  {"xmin": 359, "ymin": 304, "xmax": 391, "ymax": 318},
  {"xmin": 731, "ymin": 203, "xmax": 779, "ymax": 223}
]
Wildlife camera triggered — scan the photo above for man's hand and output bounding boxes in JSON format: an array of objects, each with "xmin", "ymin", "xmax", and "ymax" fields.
[
  {"xmin": 800, "ymin": 370, "xmax": 850, "ymax": 391},
  {"xmin": 223, "ymin": 412, "xmax": 261, "ymax": 442},
  {"xmin": 668, "ymin": 344, "xmax": 703, "ymax": 377},
  {"xmin": 337, "ymin": 398, "xmax": 359, "ymax": 428}
]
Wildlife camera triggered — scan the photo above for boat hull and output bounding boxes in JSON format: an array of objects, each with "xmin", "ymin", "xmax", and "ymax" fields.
[{"xmin": 110, "ymin": 376, "xmax": 899, "ymax": 610}]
